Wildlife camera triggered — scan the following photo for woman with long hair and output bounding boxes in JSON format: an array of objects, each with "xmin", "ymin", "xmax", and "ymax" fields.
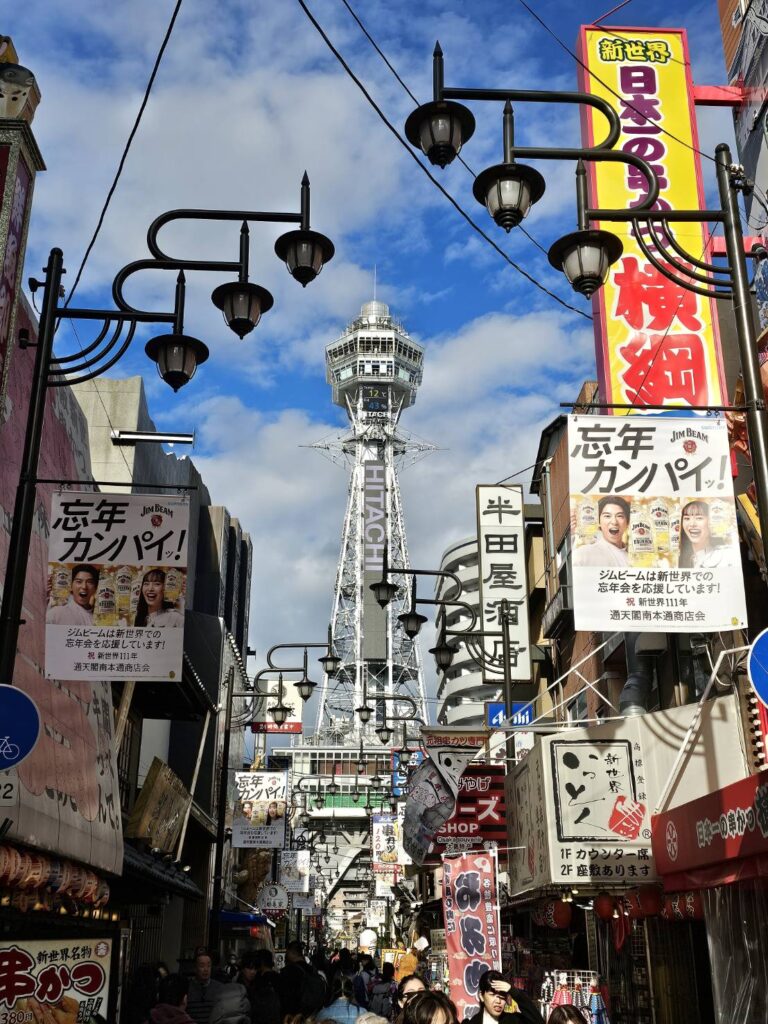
[
  {"xmin": 548, "ymin": 1008, "xmax": 590, "ymax": 1024},
  {"xmin": 393, "ymin": 975, "xmax": 427, "ymax": 1024},
  {"xmin": 678, "ymin": 500, "xmax": 732, "ymax": 569},
  {"xmin": 317, "ymin": 974, "xmax": 364, "ymax": 1022},
  {"xmin": 134, "ymin": 569, "xmax": 184, "ymax": 627}
]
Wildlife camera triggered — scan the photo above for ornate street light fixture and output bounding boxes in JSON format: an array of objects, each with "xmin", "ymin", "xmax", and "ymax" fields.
[
  {"xmin": 273, "ymin": 174, "xmax": 335, "ymax": 287},
  {"xmin": 429, "ymin": 625, "xmax": 458, "ymax": 671},
  {"xmin": 295, "ymin": 649, "xmax": 318, "ymax": 702},
  {"xmin": 376, "ymin": 724, "xmax": 393, "ymax": 745},
  {"xmin": 472, "ymin": 102, "xmax": 545, "ymax": 231},
  {"xmin": 319, "ymin": 625, "xmax": 342, "ymax": 677},
  {"xmin": 404, "ymin": 43, "xmax": 475, "ymax": 168},
  {"xmin": 356, "ymin": 704, "xmax": 373, "ymax": 724},
  {"xmin": 268, "ymin": 673, "xmax": 290, "ymax": 726}
]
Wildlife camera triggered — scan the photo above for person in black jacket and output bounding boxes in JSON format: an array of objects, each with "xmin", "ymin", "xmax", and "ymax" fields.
[
  {"xmin": 240, "ymin": 950, "xmax": 281, "ymax": 1024},
  {"xmin": 460, "ymin": 970, "xmax": 543, "ymax": 1024},
  {"xmin": 277, "ymin": 940, "xmax": 327, "ymax": 1018}
]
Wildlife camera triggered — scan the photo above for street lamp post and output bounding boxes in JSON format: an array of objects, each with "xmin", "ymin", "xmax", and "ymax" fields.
[
  {"xmin": 0, "ymin": 176, "xmax": 335, "ymax": 684},
  {"xmin": 405, "ymin": 45, "xmax": 768, "ymax": 575}
]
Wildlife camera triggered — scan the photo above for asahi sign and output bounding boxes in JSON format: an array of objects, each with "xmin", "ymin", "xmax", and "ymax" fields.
[
  {"xmin": 362, "ymin": 456, "xmax": 387, "ymax": 660},
  {"xmin": 476, "ymin": 485, "xmax": 531, "ymax": 683}
]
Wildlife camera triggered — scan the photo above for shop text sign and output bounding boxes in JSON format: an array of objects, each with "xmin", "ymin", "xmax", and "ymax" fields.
[
  {"xmin": 232, "ymin": 771, "xmax": 288, "ymax": 849},
  {"xmin": 0, "ymin": 937, "xmax": 112, "ymax": 1017},
  {"xmin": 568, "ymin": 415, "xmax": 746, "ymax": 631},
  {"xmin": 427, "ymin": 765, "xmax": 506, "ymax": 862},
  {"xmin": 578, "ymin": 27, "xmax": 725, "ymax": 409},
  {"xmin": 45, "ymin": 492, "xmax": 189, "ymax": 681},
  {"xmin": 443, "ymin": 850, "xmax": 501, "ymax": 1021}
]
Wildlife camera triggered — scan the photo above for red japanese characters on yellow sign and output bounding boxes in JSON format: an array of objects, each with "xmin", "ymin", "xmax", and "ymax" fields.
[{"xmin": 577, "ymin": 27, "xmax": 726, "ymax": 408}]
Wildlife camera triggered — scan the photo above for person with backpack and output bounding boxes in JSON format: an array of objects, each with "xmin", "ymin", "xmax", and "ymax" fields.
[
  {"xmin": 353, "ymin": 956, "xmax": 376, "ymax": 1010},
  {"xmin": 277, "ymin": 940, "xmax": 327, "ymax": 1018},
  {"xmin": 369, "ymin": 962, "xmax": 397, "ymax": 1021},
  {"xmin": 317, "ymin": 975, "xmax": 364, "ymax": 1023}
]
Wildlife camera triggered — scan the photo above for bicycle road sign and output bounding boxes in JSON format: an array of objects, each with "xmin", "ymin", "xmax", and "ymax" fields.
[{"xmin": 0, "ymin": 685, "xmax": 40, "ymax": 770}]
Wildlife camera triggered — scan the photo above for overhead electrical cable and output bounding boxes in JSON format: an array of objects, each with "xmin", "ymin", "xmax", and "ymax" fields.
[{"xmin": 297, "ymin": 0, "xmax": 591, "ymax": 320}]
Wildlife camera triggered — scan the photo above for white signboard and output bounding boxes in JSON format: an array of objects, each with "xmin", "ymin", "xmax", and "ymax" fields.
[
  {"xmin": 476, "ymin": 485, "xmax": 531, "ymax": 682},
  {"xmin": 280, "ymin": 849, "xmax": 310, "ymax": 892},
  {"xmin": 568, "ymin": 415, "xmax": 747, "ymax": 631},
  {"xmin": 251, "ymin": 678, "xmax": 303, "ymax": 735},
  {"xmin": 46, "ymin": 492, "xmax": 189, "ymax": 681},
  {"xmin": 372, "ymin": 813, "xmax": 402, "ymax": 871},
  {"xmin": 232, "ymin": 771, "xmax": 288, "ymax": 849},
  {"xmin": 257, "ymin": 882, "xmax": 289, "ymax": 911},
  {"xmin": 375, "ymin": 869, "xmax": 397, "ymax": 897},
  {"xmin": 0, "ymin": 936, "xmax": 113, "ymax": 1018}
]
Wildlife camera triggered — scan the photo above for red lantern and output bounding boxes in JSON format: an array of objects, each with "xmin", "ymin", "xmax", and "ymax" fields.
[
  {"xmin": 542, "ymin": 900, "xmax": 572, "ymax": 929},
  {"xmin": 593, "ymin": 892, "xmax": 615, "ymax": 921},
  {"xmin": 625, "ymin": 885, "xmax": 663, "ymax": 919}
]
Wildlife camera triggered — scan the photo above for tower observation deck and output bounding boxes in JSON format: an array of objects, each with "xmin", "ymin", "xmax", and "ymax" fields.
[{"xmin": 314, "ymin": 300, "xmax": 430, "ymax": 741}]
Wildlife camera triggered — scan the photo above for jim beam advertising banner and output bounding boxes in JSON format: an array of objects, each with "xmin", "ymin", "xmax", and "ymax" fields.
[
  {"xmin": 568, "ymin": 416, "xmax": 746, "ymax": 631},
  {"xmin": 0, "ymin": 936, "xmax": 112, "ymax": 1020},
  {"xmin": 577, "ymin": 26, "xmax": 726, "ymax": 409},
  {"xmin": 232, "ymin": 771, "xmax": 288, "ymax": 849},
  {"xmin": 362, "ymin": 456, "xmax": 387, "ymax": 660},
  {"xmin": 46, "ymin": 492, "xmax": 189, "ymax": 681},
  {"xmin": 443, "ymin": 849, "xmax": 502, "ymax": 1021},
  {"xmin": 402, "ymin": 728, "xmax": 487, "ymax": 866},
  {"xmin": 476, "ymin": 485, "xmax": 531, "ymax": 684},
  {"xmin": 279, "ymin": 849, "xmax": 310, "ymax": 893}
]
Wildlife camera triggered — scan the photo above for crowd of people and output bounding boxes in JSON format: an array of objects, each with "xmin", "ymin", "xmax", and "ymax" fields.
[{"xmin": 126, "ymin": 944, "xmax": 599, "ymax": 1024}]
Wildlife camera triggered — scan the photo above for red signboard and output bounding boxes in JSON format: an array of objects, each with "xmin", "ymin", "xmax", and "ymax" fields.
[
  {"xmin": 652, "ymin": 770, "xmax": 768, "ymax": 888},
  {"xmin": 443, "ymin": 849, "xmax": 501, "ymax": 1021},
  {"xmin": 426, "ymin": 765, "xmax": 506, "ymax": 862},
  {"xmin": 250, "ymin": 721, "xmax": 302, "ymax": 734}
]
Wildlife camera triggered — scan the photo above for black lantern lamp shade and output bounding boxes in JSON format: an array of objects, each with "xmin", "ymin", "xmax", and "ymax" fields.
[
  {"xmin": 398, "ymin": 608, "xmax": 428, "ymax": 640},
  {"xmin": 547, "ymin": 229, "xmax": 623, "ymax": 298},
  {"xmin": 314, "ymin": 791, "xmax": 325, "ymax": 810},
  {"xmin": 296, "ymin": 675, "xmax": 317, "ymax": 702},
  {"xmin": 274, "ymin": 229, "xmax": 335, "ymax": 287},
  {"xmin": 430, "ymin": 637, "xmax": 457, "ymax": 671},
  {"xmin": 356, "ymin": 705, "xmax": 372, "ymax": 724},
  {"xmin": 269, "ymin": 702, "xmax": 290, "ymax": 726},
  {"xmin": 319, "ymin": 650, "xmax": 342, "ymax": 677},
  {"xmin": 404, "ymin": 100, "xmax": 476, "ymax": 168},
  {"xmin": 376, "ymin": 725, "xmax": 393, "ymax": 745},
  {"xmin": 211, "ymin": 281, "xmax": 274, "ymax": 338},
  {"xmin": 351, "ymin": 790, "xmax": 360, "ymax": 804},
  {"xmin": 473, "ymin": 162, "xmax": 546, "ymax": 232},
  {"xmin": 370, "ymin": 774, "xmax": 382, "ymax": 790},
  {"xmin": 327, "ymin": 779, "xmax": 339, "ymax": 796},
  {"xmin": 145, "ymin": 333, "xmax": 209, "ymax": 392},
  {"xmin": 370, "ymin": 578, "xmax": 399, "ymax": 609}
]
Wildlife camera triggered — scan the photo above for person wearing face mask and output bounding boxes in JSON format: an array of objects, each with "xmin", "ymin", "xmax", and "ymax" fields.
[
  {"xmin": 461, "ymin": 970, "xmax": 543, "ymax": 1024},
  {"xmin": 572, "ymin": 497, "xmax": 630, "ymax": 568}
]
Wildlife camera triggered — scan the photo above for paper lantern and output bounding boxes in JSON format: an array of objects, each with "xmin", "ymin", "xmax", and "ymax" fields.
[
  {"xmin": 625, "ymin": 885, "xmax": 663, "ymax": 918},
  {"xmin": 593, "ymin": 892, "xmax": 615, "ymax": 921},
  {"xmin": 542, "ymin": 899, "xmax": 572, "ymax": 929}
]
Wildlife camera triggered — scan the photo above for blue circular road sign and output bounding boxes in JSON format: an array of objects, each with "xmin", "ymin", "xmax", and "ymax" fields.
[
  {"xmin": 747, "ymin": 628, "xmax": 768, "ymax": 710},
  {"xmin": 0, "ymin": 685, "xmax": 41, "ymax": 770}
]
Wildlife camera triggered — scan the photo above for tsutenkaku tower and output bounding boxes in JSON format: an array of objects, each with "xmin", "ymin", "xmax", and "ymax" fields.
[{"xmin": 314, "ymin": 300, "xmax": 431, "ymax": 739}]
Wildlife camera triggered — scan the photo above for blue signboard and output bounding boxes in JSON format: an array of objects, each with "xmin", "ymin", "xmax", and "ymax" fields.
[
  {"xmin": 486, "ymin": 701, "xmax": 533, "ymax": 729},
  {"xmin": 391, "ymin": 750, "xmax": 425, "ymax": 797},
  {"xmin": 0, "ymin": 684, "xmax": 40, "ymax": 770},
  {"xmin": 748, "ymin": 628, "xmax": 768, "ymax": 710}
]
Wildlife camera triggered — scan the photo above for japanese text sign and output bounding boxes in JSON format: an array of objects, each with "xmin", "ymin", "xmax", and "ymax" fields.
[
  {"xmin": 427, "ymin": 766, "xmax": 506, "ymax": 862},
  {"xmin": 45, "ymin": 492, "xmax": 189, "ymax": 682},
  {"xmin": 256, "ymin": 882, "xmax": 289, "ymax": 911},
  {"xmin": 0, "ymin": 937, "xmax": 112, "ymax": 1018},
  {"xmin": 232, "ymin": 772, "xmax": 288, "ymax": 849},
  {"xmin": 251, "ymin": 679, "xmax": 303, "ymax": 734},
  {"xmin": 476, "ymin": 485, "xmax": 531, "ymax": 683},
  {"xmin": 279, "ymin": 849, "xmax": 310, "ymax": 892},
  {"xmin": 577, "ymin": 27, "xmax": 725, "ymax": 409},
  {"xmin": 443, "ymin": 849, "xmax": 501, "ymax": 1021},
  {"xmin": 372, "ymin": 812, "xmax": 403, "ymax": 871},
  {"xmin": 568, "ymin": 415, "xmax": 746, "ymax": 631}
]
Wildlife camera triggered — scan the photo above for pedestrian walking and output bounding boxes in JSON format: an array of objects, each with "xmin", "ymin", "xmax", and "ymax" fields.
[
  {"xmin": 317, "ymin": 975, "xmax": 364, "ymax": 1023},
  {"xmin": 277, "ymin": 939, "xmax": 327, "ymax": 1017},
  {"xmin": 240, "ymin": 950, "xmax": 281, "ymax": 1024},
  {"xmin": 369, "ymin": 962, "xmax": 398, "ymax": 1020},
  {"xmin": 146, "ymin": 974, "xmax": 195, "ymax": 1024},
  {"xmin": 186, "ymin": 950, "xmax": 228, "ymax": 1024},
  {"xmin": 208, "ymin": 982, "xmax": 251, "ymax": 1024},
  {"xmin": 393, "ymin": 975, "xmax": 427, "ymax": 1024},
  {"xmin": 401, "ymin": 991, "xmax": 459, "ymax": 1024}
]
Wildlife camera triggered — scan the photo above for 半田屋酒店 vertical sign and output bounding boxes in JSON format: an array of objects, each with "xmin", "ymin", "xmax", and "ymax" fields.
[{"xmin": 577, "ymin": 27, "xmax": 725, "ymax": 408}]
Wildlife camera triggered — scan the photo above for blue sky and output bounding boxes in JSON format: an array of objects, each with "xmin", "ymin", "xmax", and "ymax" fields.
[{"xmin": 9, "ymin": 0, "xmax": 738, "ymax": 722}]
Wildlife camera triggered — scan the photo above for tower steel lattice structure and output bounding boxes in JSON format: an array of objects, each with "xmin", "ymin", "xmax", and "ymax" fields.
[{"xmin": 314, "ymin": 300, "xmax": 431, "ymax": 741}]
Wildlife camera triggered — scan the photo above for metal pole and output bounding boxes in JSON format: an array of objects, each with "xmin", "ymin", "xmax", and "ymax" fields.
[
  {"xmin": 716, "ymin": 144, "xmax": 768, "ymax": 578},
  {"xmin": 0, "ymin": 248, "xmax": 63, "ymax": 684},
  {"xmin": 209, "ymin": 665, "xmax": 235, "ymax": 952},
  {"xmin": 176, "ymin": 709, "xmax": 212, "ymax": 861}
]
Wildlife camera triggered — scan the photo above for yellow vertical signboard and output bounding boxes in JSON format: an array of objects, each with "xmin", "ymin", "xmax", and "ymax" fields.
[{"xmin": 578, "ymin": 27, "xmax": 726, "ymax": 408}]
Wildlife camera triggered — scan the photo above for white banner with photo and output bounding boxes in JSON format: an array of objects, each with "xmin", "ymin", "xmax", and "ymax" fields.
[
  {"xmin": 279, "ymin": 849, "xmax": 310, "ymax": 892},
  {"xmin": 568, "ymin": 416, "xmax": 747, "ymax": 631},
  {"xmin": 476, "ymin": 484, "xmax": 531, "ymax": 682},
  {"xmin": 232, "ymin": 771, "xmax": 288, "ymax": 848},
  {"xmin": 45, "ymin": 492, "xmax": 189, "ymax": 681}
]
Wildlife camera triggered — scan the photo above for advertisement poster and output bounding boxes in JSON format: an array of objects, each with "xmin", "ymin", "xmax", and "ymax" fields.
[
  {"xmin": 45, "ymin": 492, "xmax": 190, "ymax": 681},
  {"xmin": 443, "ymin": 850, "xmax": 501, "ymax": 1021},
  {"xmin": 0, "ymin": 936, "xmax": 112, "ymax": 1020},
  {"xmin": 568, "ymin": 416, "xmax": 747, "ymax": 631},
  {"xmin": 427, "ymin": 766, "xmax": 506, "ymax": 862},
  {"xmin": 402, "ymin": 729, "xmax": 487, "ymax": 865},
  {"xmin": 372, "ymin": 813, "xmax": 403, "ymax": 871},
  {"xmin": 578, "ymin": 27, "xmax": 725, "ymax": 409},
  {"xmin": 476, "ymin": 485, "xmax": 531, "ymax": 683},
  {"xmin": 232, "ymin": 772, "xmax": 288, "ymax": 849},
  {"xmin": 279, "ymin": 849, "xmax": 310, "ymax": 893}
]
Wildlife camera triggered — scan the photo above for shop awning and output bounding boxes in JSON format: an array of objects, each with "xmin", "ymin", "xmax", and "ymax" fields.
[
  {"xmin": 219, "ymin": 910, "xmax": 271, "ymax": 926},
  {"xmin": 651, "ymin": 770, "xmax": 768, "ymax": 891},
  {"xmin": 121, "ymin": 843, "xmax": 204, "ymax": 898}
]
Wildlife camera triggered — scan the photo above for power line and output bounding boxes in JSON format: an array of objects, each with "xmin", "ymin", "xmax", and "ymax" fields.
[
  {"xmin": 297, "ymin": 0, "xmax": 591, "ymax": 321},
  {"xmin": 63, "ymin": 0, "xmax": 184, "ymax": 308}
]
